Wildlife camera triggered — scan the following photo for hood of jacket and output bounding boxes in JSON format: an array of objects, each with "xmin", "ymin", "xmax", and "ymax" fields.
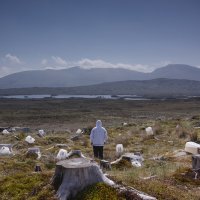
[{"xmin": 96, "ymin": 120, "xmax": 102, "ymax": 128}]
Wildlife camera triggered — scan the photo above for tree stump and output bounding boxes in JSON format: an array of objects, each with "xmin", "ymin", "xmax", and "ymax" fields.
[
  {"xmin": 26, "ymin": 147, "xmax": 41, "ymax": 159},
  {"xmin": 51, "ymin": 157, "xmax": 114, "ymax": 200},
  {"xmin": 67, "ymin": 150, "xmax": 86, "ymax": 158},
  {"xmin": 192, "ymin": 155, "xmax": 200, "ymax": 179},
  {"xmin": 35, "ymin": 164, "xmax": 42, "ymax": 172},
  {"xmin": 100, "ymin": 160, "xmax": 111, "ymax": 170},
  {"xmin": 111, "ymin": 153, "xmax": 144, "ymax": 168}
]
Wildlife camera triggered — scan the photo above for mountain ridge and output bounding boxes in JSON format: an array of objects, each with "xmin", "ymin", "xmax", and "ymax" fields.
[
  {"xmin": 0, "ymin": 64, "xmax": 200, "ymax": 89},
  {"xmin": 1, "ymin": 78, "xmax": 200, "ymax": 97}
]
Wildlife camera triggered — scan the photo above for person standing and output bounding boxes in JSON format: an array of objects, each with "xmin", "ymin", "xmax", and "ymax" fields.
[{"xmin": 90, "ymin": 120, "xmax": 108, "ymax": 159}]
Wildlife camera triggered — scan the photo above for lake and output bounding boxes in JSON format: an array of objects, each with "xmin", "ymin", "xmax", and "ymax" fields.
[{"xmin": 0, "ymin": 94, "xmax": 150, "ymax": 100}]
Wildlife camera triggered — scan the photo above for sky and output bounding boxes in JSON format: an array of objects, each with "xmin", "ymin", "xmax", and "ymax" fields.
[{"xmin": 0, "ymin": 0, "xmax": 200, "ymax": 77}]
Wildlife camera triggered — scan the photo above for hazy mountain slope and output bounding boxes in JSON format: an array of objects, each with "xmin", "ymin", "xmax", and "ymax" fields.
[
  {"xmin": 0, "ymin": 64, "xmax": 200, "ymax": 89},
  {"xmin": 150, "ymin": 64, "xmax": 200, "ymax": 80},
  {"xmin": 0, "ymin": 67, "xmax": 145, "ymax": 88},
  {"xmin": 1, "ymin": 78, "xmax": 200, "ymax": 97}
]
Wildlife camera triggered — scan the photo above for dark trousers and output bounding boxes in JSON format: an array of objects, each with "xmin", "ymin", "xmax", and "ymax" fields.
[{"xmin": 93, "ymin": 146, "xmax": 103, "ymax": 159}]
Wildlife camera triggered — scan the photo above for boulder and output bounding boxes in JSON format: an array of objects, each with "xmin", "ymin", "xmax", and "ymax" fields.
[
  {"xmin": 2, "ymin": 129, "xmax": 10, "ymax": 135},
  {"xmin": 38, "ymin": 129, "xmax": 46, "ymax": 137},
  {"xmin": 185, "ymin": 142, "xmax": 200, "ymax": 154},
  {"xmin": 56, "ymin": 149, "xmax": 68, "ymax": 161},
  {"xmin": 0, "ymin": 146, "xmax": 12, "ymax": 155},
  {"xmin": 116, "ymin": 144, "xmax": 124, "ymax": 157},
  {"xmin": 145, "ymin": 127, "xmax": 154, "ymax": 136},
  {"xmin": 76, "ymin": 129, "xmax": 82, "ymax": 134},
  {"xmin": 25, "ymin": 135, "xmax": 35, "ymax": 144}
]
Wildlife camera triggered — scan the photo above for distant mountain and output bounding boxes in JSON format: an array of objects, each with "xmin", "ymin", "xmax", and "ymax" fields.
[
  {"xmin": 0, "ymin": 64, "xmax": 200, "ymax": 89},
  {"xmin": 1, "ymin": 78, "xmax": 200, "ymax": 97},
  {"xmin": 150, "ymin": 64, "xmax": 200, "ymax": 80},
  {"xmin": 0, "ymin": 67, "xmax": 145, "ymax": 89}
]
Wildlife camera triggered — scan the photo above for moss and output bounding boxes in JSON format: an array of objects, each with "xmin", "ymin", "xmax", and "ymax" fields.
[
  {"xmin": 16, "ymin": 132, "xmax": 26, "ymax": 140},
  {"xmin": 43, "ymin": 136, "xmax": 68, "ymax": 145},
  {"xmin": 44, "ymin": 161, "xmax": 55, "ymax": 170},
  {"xmin": 72, "ymin": 182, "xmax": 119, "ymax": 200},
  {"xmin": 112, "ymin": 159, "xmax": 132, "ymax": 170},
  {"xmin": 173, "ymin": 167, "xmax": 200, "ymax": 186},
  {"xmin": 127, "ymin": 178, "xmax": 198, "ymax": 200},
  {"xmin": 0, "ymin": 159, "xmax": 35, "ymax": 176},
  {"xmin": 0, "ymin": 172, "xmax": 55, "ymax": 200}
]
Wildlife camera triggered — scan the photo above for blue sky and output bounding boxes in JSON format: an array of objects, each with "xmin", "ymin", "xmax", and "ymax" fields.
[{"xmin": 0, "ymin": 0, "xmax": 200, "ymax": 77}]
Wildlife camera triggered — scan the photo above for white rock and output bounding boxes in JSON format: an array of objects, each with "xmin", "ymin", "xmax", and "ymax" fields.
[
  {"xmin": 185, "ymin": 142, "xmax": 200, "ymax": 154},
  {"xmin": 2, "ymin": 129, "xmax": 10, "ymax": 135},
  {"xmin": 38, "ymin": 129, "xmax": 45, "ymax": 137},
  {"xmin": 25, "ymin": 135, "xmax": 35, "ymax": 144},
  {"xmin": 0, "ymin": 146, "xmax": 12, "ymax": 155},
  {"xmin": 76, "ymin": 129, "xmax": 82, "ymax": 134},
  {"xmin": 116, "ymin": 144, "xmax": 124, "ymax": 157},
  {"xmin": 56, "ymin": 149, "xmax": 68, "ymax": 160},
  {"xmin": 145, "ymin": 127, "xmax": 154, "ymax": 135}
]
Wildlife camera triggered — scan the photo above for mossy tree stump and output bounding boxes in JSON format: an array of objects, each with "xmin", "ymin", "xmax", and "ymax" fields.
[{"xmin": 51, "ymin": 157, "xmax": 114, "ymax": 200}]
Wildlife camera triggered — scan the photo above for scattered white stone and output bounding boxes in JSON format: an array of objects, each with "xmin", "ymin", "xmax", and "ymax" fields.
[
  {"xmin": 116, "ymin": 144, "xmax": 124, "ymax": 157},
  {"xmin": 185, "ymin": 142, "xmax": 200, "ymax": 154},
  {"xmin": 38, "ymin": 129, "xmax": 46, "ymax": 137},
  {"xmin": 2, "ymin": 129, "xmax": 10, "ymax": 135},
  {"xmin": 122, "ymin": 122, "xmax": 128, "ymax": 126},
  {"xmin": 25, "ymin": 135, "xmax": 35, "ymax": 144},
  {"xmin": 76, "ymin": 129, "xmax": 82, "ymax": 134},
  {"xmin": 0, "ymin": 146, "xmax": 12, "ymax": 155},
  {"xmin": 145, "ymin": 127, "xmax": 154, "ymax": 136},
  {"xmin": 56, "ymin": 149, "xmax": 68, "ymax": 160}
]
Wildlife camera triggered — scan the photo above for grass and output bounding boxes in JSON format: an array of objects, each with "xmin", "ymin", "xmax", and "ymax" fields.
[{"xmin": 0, "ymin": 172, "xmax": 56, "ymax": 200}]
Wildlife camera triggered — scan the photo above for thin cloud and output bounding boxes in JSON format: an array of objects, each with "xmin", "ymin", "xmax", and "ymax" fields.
[
  {"xmin": 0, "ymin": 66, "xmax": 12, "ymax": 77},
  {"xmin": 0, "ymin": 56, "xmax": 180, "ymax": 78},
  {"xmin": 5, "ymin": 54, "xmax": 21, "ymax": 64},
  {"xmin": 52, "ymin": 56, "xmax": 67, "ymax": 65},
  {"xmin": 46, "ymin": 57, "xmax": 172, "ymax": 72},
  {"xmin": 77, "ymin": 58, "xmax": 151, "ymax": 72}
]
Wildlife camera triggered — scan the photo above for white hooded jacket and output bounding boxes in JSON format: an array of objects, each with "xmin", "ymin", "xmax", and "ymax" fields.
[{"xmin": 90, "ymin": 120, "xmax": 108, "ymax": 146}]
